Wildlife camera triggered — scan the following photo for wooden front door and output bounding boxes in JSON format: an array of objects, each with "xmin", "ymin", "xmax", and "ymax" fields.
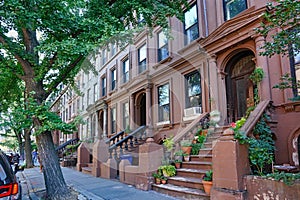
[{"xmin": 226, "ymin": 53, "xmax": 255, "ymax": 123}]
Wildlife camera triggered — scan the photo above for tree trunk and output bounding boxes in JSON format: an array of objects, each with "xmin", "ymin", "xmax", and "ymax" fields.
[
  {"xmin": 24, "ymin": 129, "xmax": 33, "ymax": 168},
  {"xmin": 36, "ymin": 131, "xmax": 77, "ymax": 200}
]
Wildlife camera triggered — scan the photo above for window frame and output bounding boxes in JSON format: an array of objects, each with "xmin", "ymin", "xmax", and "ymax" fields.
[
  {"xmin": 185, "ymin": 70, "xmax": 202, "ymax": 108},
  {"xmin": 157, "ymin": 83, "xmax": 170, "ymax": 122},
  {"xmin": 101, "ymin": 76, "xmax": 106, "ymax": 97},
  {"xmin": 138, "ymin": 44, "xmax": 147, "ymax": 73},
  {"xmin": 289, "ymin": 42, "xmax": 300, "ymax": 97},
  {"xmin": 122, "ymin": 57, "xmax": 130, "ymax": 83},
  {"xmin": 223, "ymin": 0, "xmax": 248, "ymax": 21},
  {"xmin": 111, "ymin": 68, "xmax": 116, "ymax": 91},
  {"xmin": 157, "ymin": 31, "xmax": 169, "ymax": 62},
  {"xmin": 184, "ymin": 3, "xmax": 199, "ymax": 45}
]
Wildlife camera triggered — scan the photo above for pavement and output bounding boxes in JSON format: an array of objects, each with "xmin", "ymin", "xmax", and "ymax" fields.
[{"xmin": 17, "ymin": 166, "xmax": 179, "ymax": 200}]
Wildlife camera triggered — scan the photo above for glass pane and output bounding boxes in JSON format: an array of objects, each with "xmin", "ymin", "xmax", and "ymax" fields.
[
  {"xmin": 225, "ymin": 0, "xmax": 247, "ymax": 20},
  {"xmin": 158, "ymin": 45, "xmax": 169, "ymax": 61},
  {"xmin": 139, "ymin": 44, "xmax": 147, "ymax": 62},
  {"xmin": 186, "ymin": 24, "xmax": 199, "ymax": 44},
  {"xmin": 158, "ymin": 32, "xmax": 168, "ymax": 48},
  {"xmin": 185, "ymin": 4, "xmax": 197, "ymax": 30},
  {"xmin": 158, "ymin": 84, "xmax": 169, "ymax": 106}
]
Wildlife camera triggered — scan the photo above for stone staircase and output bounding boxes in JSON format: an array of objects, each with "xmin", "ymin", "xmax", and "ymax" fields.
[
  {"xmin": 81, "ymin": 163, "xmax": 93, "ymax": 175},
  {"xmin": 152, "ymin": 126, "xmax": 226, "ymax": 199}
]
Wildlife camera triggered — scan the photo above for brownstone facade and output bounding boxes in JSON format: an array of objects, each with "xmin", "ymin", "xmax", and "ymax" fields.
[{"xmin": 54, "ymin": 0, "xmax": 299, "ymax": 198}]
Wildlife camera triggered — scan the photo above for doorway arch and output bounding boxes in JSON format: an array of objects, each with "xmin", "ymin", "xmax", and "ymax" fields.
[
  {"xmin": 136, "ymin": 93, "xmax": 146, "ymax": 127},
  {"xmin": 225, "ymin": 51, "xmax": 255, "ymax": 123}
]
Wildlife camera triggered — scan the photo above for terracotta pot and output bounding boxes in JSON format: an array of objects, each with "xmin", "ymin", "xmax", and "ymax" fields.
[
  {"xmin": 202, "ymin": 180, "xmax": 213, "ymax": 194},
  {"xmin": 155, "ymin": 178, "xmax": 161, "ymax": 184},
  {"xmin": 175, "ymin": 162, "xmax": 181, "ymax": 169},
  {"xmin": 181, "ymin": 146, "xmax": 192, "ymax": 155},
  {"xmin": 161, "ymin": 179, "xmax": 167, "ymax": 184}
]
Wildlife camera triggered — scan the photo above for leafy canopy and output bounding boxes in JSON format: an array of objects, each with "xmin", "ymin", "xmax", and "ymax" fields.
[
  {"xmin": 256, "ymin": 0, "xmax": 300, "ymax": 57},
  {"xmin": 0, "ymin": 0, "xmax": 188, "ymax": 99}
]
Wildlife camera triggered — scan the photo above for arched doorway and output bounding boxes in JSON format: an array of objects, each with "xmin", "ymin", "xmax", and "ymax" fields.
[
  {"xmin": 98, "ymin": 110, "xmax": 104, "ymax": 138},
  {"xmin": 136, "ymin": 93, "xmax": 146, "ymax": 126},
  {"xmin": 225, "ymin": 51, "xmax": 255, "ymax": 123}
]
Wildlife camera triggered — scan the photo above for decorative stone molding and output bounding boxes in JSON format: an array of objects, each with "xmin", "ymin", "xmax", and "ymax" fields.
[{"xmin": 282, "ymin": 101, "xmax": 300, "ymax": 112}]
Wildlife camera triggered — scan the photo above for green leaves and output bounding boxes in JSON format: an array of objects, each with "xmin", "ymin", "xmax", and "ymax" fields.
[{"xmin": 256, "ymin": 0, "xmax": 300, "ymax": 57}]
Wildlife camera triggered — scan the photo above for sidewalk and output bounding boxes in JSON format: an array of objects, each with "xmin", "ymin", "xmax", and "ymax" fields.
[{"xmin": 17, "ymin": 166, "xmax": 179, "ymax": 200}]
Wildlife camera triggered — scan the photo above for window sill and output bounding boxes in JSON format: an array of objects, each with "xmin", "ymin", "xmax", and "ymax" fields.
[{"xmin": 153, "ymin": 56, "xmax": 173, "ymax": 69}]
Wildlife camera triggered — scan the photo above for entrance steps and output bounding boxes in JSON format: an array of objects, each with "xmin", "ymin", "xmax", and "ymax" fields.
[{"xmin": 152, "ymin": 126, "xmax": 227, "ymax": 199}]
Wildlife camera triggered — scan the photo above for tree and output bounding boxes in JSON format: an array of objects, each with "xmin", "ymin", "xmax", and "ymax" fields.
[
  {"xmin": 257, "ymin": 0, "xmax": 300, "ymax": 57},
  {"xmin": 0, "ymin": 0, "xmax": 188, "ymax": 199}
]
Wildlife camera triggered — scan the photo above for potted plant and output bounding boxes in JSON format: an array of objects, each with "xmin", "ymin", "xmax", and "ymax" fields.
[
  {"xmin": 152, "ymin": 172, "xmax": 161, "ymax": 184},
  {"xmin": 174, "ymin": 150, "xmax": 184, "ymax": 161},
  {"xmin": 180, "ymin": 139, "xmax": 192, "ymax": 155},
  {"xmin": 174, "ymin": 159, "xmax": 182, "ymax": 169},
  {"xmin": 183, "ymin": 153, "xmax": 190, "ymax": 162},
  {"xmin": 202, "ymin": 169, "xmax": 213, "ymax": 194},
  {"xmin": 158, "ymin": 165, "xmax": 176, "ymax": 177},
  {"xmin": 163, "ymin": 137, "xmax": 174, "ymax": 152},
  {"xmin": 161, "ymin": 176, "xmax": 167, "ymax": 184}
]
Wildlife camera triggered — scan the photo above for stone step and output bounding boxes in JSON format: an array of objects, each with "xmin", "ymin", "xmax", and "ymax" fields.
[
  {"xmin": 152, "ymin": 183, "xmax": 209, "ymax": 200},
  {"xmin": 167, "ymin": 176, "xmax": 204, "ymax": 190},
  {"xmin": 198, "ymin": 148, "xmax": 212, "ymax": 156},
  {"xmin": 176, "ymin": 168, "xmax": 207, "ymax": 179},
  {"xmin": 81, "ymin": 166, "xmax": 92, "ymax": 175},
  {"xmin": 182, "ymin": 161, "xmax": 212, "ymax": 170},
  {"xmin": 190, "ymin": 155, "xmax": 212, "ymax": 162}
]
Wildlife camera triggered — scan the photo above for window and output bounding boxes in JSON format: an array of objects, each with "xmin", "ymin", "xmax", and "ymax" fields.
[
  {"xmin": 185, "ymin": 71, "xmax": 201, "ymax": 108},
  {"xmin": 93, "ymin": 84, "xmax": 97, "ymax": 102},
  {"xmin": 138, "ymin": 44, "xmax": 147, "ymax": 73},
  {"xmin": 290, "ymin": 40, "xmax": 300, "ymax": 97},
  {"xmin": 158, "ymin": 83, "xmax": 170, "ymax": 122},
  {"xmin": 184, "ymin": 4, "xmax": 199, "ymax": 45},
  {"xmin": 102, "ymin": 49, "xmax": 107, "ymax": 65},
  {"xmin": 87, "ymin": 89, "xmax": 90, "ymax": 105},
  {"xmin": 223, "ymin": 0, "xmax": 247, "ymax": 21},
  {"xmin": 111, "ymin": 68, "xmax": 116, "ymax": 91},
  {"xmin": 123, "ymin": 102, "xmax": 129, "ymax": 130},
  {"xmin": 111, "ymin": 107, "xmax": 116, "ymax": 133},
  {"xmin": 111, "ymin": 43, "xmax": 117, "ymax": 57},
  {"xmin": 82, "ymin": 94, "xmax": 85, "ymax": 110},
  {"xmin": 158, "ymin": 31, "xmax": 169, "ymax": 61},
  {"xmin": 101, "ymin": 76, "xmax": 106, "ymax": 97},
  {"xmin": 123, "ymin": 58, "xmax": 130, "ymax": 83}
]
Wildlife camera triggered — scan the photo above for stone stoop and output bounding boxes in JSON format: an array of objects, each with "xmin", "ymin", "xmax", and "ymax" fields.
[
  {"xmin": 152, "ymin": 126, "xmax": 226, "ymax": 199},
  {"xmin": 81, "ymin": 163, "xmax": 93, "ymax": 175}
]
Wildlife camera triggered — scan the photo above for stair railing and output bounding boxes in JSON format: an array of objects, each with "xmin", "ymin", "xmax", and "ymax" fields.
[
  {"xmin": 171, "ymin": 113, "xmax": 210, "ymax": 156},
  {"xmin": 56, "ymin": 138, "xmax": 80, "ymax": 156},
  {"xmin": 105, "ymin": 130, "xmax": 126, "ymax": 146},
  {"xmin": 239, "ymin": 100, "xmax": 273, "ymax": 137},
  {"xmin": 108, "ymin": 125, "xmax": 147, "ymax": 163}
]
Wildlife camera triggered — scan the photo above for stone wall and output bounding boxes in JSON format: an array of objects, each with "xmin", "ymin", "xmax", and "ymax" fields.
[{"xmin": 245, "ymin": 175, "xmax": 300, "ymax": 200}]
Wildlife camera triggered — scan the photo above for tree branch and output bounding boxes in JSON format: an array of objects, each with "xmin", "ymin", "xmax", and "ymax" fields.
[{"xmin": 45, "ymin": 55, "xmax": 84, "ymax": 97}]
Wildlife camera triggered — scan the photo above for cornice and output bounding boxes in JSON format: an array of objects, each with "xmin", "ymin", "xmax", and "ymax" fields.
[{"xmin": 199, "ymin": 6, "xmax": 267, "ymax": 53}]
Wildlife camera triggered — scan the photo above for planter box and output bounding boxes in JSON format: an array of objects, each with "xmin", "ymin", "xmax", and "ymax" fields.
[{"xmin": 245, "ymin": 175, "xmax": 300, "ymax": 200}]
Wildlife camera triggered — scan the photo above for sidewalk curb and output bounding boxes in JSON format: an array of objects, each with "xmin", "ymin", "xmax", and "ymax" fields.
[{"xmin": 21, "ymin": 169, "xmax": 42, "ymax": 200}]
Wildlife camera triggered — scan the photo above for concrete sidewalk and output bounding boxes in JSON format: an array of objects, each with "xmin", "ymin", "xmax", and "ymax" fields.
[{"xmin": 17, "ymin": 166, "xmax": 179, "ymax": 200}]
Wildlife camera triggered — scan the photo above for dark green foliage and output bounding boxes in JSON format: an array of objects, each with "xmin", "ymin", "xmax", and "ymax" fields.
[
  {"xmin": 256, "ymin": 0, "xmax": 300, "ymax": 57},
  {"xmin": 235, "ymin": 114, "xmax": 275, "ymax": 176},
  {"xmin": 265, "ymin": 172, "xmax": 300, "ymax": 185}
]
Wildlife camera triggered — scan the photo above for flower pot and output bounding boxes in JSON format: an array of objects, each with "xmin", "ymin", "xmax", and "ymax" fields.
[
  {"xmin": 155, "ymin": 178, "xmax": 161, "ymax": 184},
  {"xmin": 161, "ymin": 179, "xmax": 167, "ymax": 184},
  {"xmin": 175, "ymin": 162, "xmax": 181, "ymax": 169},
  {"xmin": 181, "ymin": 146, "xmax": 192, "ymax": 155},
  {"xmin": 202, "ymin": 180, "xmax": 213, "ymax": 194},
  {"xmin": 183, "ymin": 155, "xmax": 190, "ymax": 162}
]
